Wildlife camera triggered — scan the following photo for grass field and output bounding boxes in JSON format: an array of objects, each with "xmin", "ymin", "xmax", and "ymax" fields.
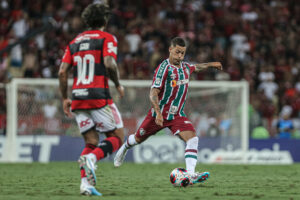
[{"xmin": 0, "ymin": 162, "xmax": 300, "ymax": 200}]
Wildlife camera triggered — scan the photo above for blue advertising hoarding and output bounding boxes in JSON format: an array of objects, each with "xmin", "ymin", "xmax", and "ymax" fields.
[{"xmin": 0, "ymin": 136, "xmax": 299, "ymax": 163}]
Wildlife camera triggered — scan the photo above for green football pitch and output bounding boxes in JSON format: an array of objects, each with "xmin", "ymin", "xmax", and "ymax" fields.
[{"xmin": 0, "ymin": 162, "xmax": 300, "ymax": 200}]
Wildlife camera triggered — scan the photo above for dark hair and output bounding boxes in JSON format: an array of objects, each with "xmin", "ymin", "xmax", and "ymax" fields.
[
  {"xmin": 170, "ymin": 37, "xmax": 186, "ymax": 47},
  {"xmin": 81, "ymin": 4, "xmax": 110, "ymax": 29}
]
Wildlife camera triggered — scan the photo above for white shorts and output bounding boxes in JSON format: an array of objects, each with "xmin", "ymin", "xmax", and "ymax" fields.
[{"xmin": 74, "ymin": 103, "xmax": 123, "ymax": 134}]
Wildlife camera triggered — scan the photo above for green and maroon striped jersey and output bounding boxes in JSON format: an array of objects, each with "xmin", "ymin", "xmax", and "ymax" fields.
[{"xmin": 151, "ymin": 59, "xmax": 196, "ymax": 120}]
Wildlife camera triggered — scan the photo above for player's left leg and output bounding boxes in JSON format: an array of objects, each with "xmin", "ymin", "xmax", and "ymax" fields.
[
  {"xmin": 178, "ymin": 131, "xmax": 199, "ymax": 174},
  {"xmin": 169, "ymin": 116, "xmax": 210, "ymax": 185},
  {"xmin": 73, "ymin": 110, "xmax": 99, "ymax": 191},
  {"xmin": 178, "ymin": 131, "xmax": 210, "ymax": 185}
]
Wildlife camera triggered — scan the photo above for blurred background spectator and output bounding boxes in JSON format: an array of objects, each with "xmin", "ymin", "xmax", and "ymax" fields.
[{"xmin": 1, "ymin": 0, "xmax": 300, "ymax": 138}]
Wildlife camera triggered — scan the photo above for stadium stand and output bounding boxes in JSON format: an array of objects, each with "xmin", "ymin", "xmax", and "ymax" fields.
[{"xmin": 1, "ymin": 0, "xmax": 300, "ymax": 138}]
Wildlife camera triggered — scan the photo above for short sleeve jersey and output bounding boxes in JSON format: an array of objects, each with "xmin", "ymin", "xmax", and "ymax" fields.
[
  {"xmin": 61, "ymin": 30, "xmax": 118, "ymax": 110},
  {"xmin": 151, "ymin": 59, "xmax": 196, "ymax": 120}
]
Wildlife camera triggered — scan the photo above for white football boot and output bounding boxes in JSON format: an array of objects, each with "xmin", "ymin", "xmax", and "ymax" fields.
[
  {"xmin": 114, "ymin": 143, "xmax": 128, "ymax": 167},
  {"xmin": 78, "ymin": 155, "xmax": 97, "ymax": 186},
  {"xmin": 80, "ymin": 183, "xmax": 102, "ymax": 196}
]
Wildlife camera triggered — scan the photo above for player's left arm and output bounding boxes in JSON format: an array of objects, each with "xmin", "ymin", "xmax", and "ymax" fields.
[
  {"xmin": 193, "ymin": 62, "xmax": 223, "ymax": 73},
  {"xmin": 104, "ymin": 56, "xmax": 124, "ymax": 98},
  {"xmin": 58, "ymin": 62, "xmax": 72, "ymax": 117}
]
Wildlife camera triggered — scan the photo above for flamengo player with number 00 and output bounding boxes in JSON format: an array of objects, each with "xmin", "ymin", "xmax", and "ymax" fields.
[{"xmin": 58, "ymin": 3, "xmax": 125, "ymax": 196}]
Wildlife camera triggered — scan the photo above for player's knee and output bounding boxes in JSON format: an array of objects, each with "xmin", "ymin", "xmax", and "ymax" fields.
[
  {"xmin": 83, "ymin": 130, "xmax": 99, "ymax": 146},
  {"xmin": 134, "ymin": 135, "xmax": 144, "ymax": 143},
  {"xmin": 187, "ymin": 136, "xmax": 198, "ymax": 145},
  {"xmin": 179, "ymin": 131, "xmax": 196, "ymax": 142},
  {"xmin": 107, "ymin": 128, "xmax": 125, "ymax": 143},
  {"xmin": 85, "ymin": 138, "xmax": 98, "ymax": 146},
  {"xmin": 115, "ymin": 128, "xmax": 125, "ymax": 143}
]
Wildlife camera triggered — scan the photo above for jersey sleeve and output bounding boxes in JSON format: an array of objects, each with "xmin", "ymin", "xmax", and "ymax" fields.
[
  {"xmin": 61, "ymin": 46, "xmax": 72, "ymax": 64},
  {"xmin": 103, "ymin": 34, "xmax": 118, "ymax": 60},
  {"xmin": 151, "ymin": 62, "xmax": 168, "ymax": 89},
  {"xmin": 185, "ymin": 62, "xmax": 196, "ymax": 73}
]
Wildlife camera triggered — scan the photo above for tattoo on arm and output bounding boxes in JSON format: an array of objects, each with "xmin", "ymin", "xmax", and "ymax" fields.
[
  {"xmin": 194, "ymin": 62, "xmax": 222, "ymax": 72},
  {"xmin": 58, "ymin": 63, "xmax": 70, "ymax": 99},
  {"xmin": 104, "ymin": 56, "xmax": 120, "ymax": 87},
  {"xmin": 150, "ymin": 88, "xmax": 161, "ymax": 114},
  {"xmin": 194, "ymin": 63, "xmax": 209, "ymax": 72}
]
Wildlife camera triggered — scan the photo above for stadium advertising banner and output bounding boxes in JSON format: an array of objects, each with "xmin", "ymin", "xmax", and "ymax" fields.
[{"xmin": 0, "ymin": 136, "xmax": 298, "ymax": 163}]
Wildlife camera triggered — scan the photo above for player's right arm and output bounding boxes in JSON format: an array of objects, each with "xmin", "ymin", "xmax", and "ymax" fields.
[
  {"xmin": 150, "ymin": 88, "xmax": 163, "ymax": 126},
  {"xmin": 150, "ymin": 61, "xmax": 169, "ymax": 127},
  {"xmin": 58, "ymin": 62, "xmax": 72, "ymax": 117},
  {"xmin": 58, "ymin": 46, "xmax": 72, "ymax": 117}
]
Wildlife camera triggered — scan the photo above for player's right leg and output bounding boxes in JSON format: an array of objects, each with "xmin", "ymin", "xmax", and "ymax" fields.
[
  {"xmin": 80, "ymin": 175, "xmax": 102, "ymax": 196},
  {"xmin": 114, "ymin": 111, "xmax": 162, "ymax": 167}
]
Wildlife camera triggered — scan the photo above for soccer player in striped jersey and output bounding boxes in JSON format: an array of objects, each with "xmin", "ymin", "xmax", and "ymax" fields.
[
  {"xmin": 114, "ymin": 37, "xmax": 222, "ymax": 185},
  {"xmin": 59, "ymin": 3, "xmax": 124, "ymax": 196}
]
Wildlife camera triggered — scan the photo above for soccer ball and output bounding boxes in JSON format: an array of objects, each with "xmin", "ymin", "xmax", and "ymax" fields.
[{"xmin": 169, "ymin": 168, "xmax": 190, "ymax": 187}]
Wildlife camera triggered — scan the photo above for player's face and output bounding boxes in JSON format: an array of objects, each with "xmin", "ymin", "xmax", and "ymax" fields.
[{"xmin": 169, "ymin": 45, "xmax": 186, "ymax": 66}]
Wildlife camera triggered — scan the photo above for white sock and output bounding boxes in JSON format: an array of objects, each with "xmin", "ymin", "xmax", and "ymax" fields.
[
  {"xmin": 81, "ymin": 177, "xmax": 90, "ymax": 186},
  {"xmin": 125, "ymin": 134, "xmax": 138, "ymax": 149},
  {"xmin": 185, "ymin": 136, "xmax": 198, "ymax": 174}
]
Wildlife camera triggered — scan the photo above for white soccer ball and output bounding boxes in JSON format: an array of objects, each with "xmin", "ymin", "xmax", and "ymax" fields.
[{"xmin": 169, "ymin": 168, "xmax": 190, "ymax": 187}]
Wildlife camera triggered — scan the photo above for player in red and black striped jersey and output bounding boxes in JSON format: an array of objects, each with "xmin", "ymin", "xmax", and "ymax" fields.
[
  {"xmin": 58, "ymin": 3, "xmax": 124, "ymax": 196},
  {"xmin": 114, "ymin": 37, "xmax": 222, "ymax": 185}
]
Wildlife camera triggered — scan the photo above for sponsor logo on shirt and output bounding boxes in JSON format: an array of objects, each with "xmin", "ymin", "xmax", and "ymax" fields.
[
  {"xmin": 107, "ymin": 42, "xmax": 117, "ymax": 54},
  {"xmin": 170, "ymin": 79, "xmax": 189, "ymax": 87},
  {"xmin": 75, "ymin": 34, "xmax": 100, "ymax": 43},
  {"xmin": 72, "ymin": 89, "xmax": 88, "ymax": 96},
  {"xmin": 169, "ymin": 106, "xmax": 178, "ymax": 114},
  {"xmin": 171, "ymin": 80, "xmax": 177, "ymax": 87},
  {"xmin": 79, "ymin": 43, "xmax": 90, "ymax": 51},
  {"xmin": 80, "ymin": 119, "xmax": 91, "ymax": 128},
  {"xmin": 170, "ymin": 73, "xmax": 176, "ymax": 80}
]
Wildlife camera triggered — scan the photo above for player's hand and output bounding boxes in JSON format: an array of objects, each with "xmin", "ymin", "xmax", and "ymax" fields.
[
  {"xmin": 63, "ymin": 98, "xmax": 72, "ymax": 118},
  {"xmin": 155, "ymin": 113, "xmax": 164, "ymax": 127},
  {"xmin": 116, "ymin": 85, "xmax": 125, "ymax": 98},
  {"xmin": 207, "ymin": 62, "xmax": 222, "ymax": 70}
]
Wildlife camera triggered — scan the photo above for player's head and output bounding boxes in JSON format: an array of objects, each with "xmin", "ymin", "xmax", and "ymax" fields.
[
  {"xmin": 81, "ymin": 3, "xmax": 110, "ymax": 29},
  {"xmin": 169, "ymin": 37, "xmax": 186, "ymax": 66}
]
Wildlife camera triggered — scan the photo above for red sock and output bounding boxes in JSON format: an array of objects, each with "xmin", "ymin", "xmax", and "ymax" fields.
[
  {"xmin": 80, "ymin": 144, "xmax": 96, "ymax": 178},
  {"xmin": 92, "ymin": 136, "xmax": 122, "ymax": 161}
]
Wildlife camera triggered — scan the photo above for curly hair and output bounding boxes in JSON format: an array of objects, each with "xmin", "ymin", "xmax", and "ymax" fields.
[{"xmin": 81, "ymin": 3, "xmax": 110, "ymax": 29}]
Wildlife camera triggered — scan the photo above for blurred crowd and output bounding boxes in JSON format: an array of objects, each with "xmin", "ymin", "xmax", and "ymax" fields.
[{"xmin": 1, "ymin": 0, "xmax": 300, "ymax": 138}]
